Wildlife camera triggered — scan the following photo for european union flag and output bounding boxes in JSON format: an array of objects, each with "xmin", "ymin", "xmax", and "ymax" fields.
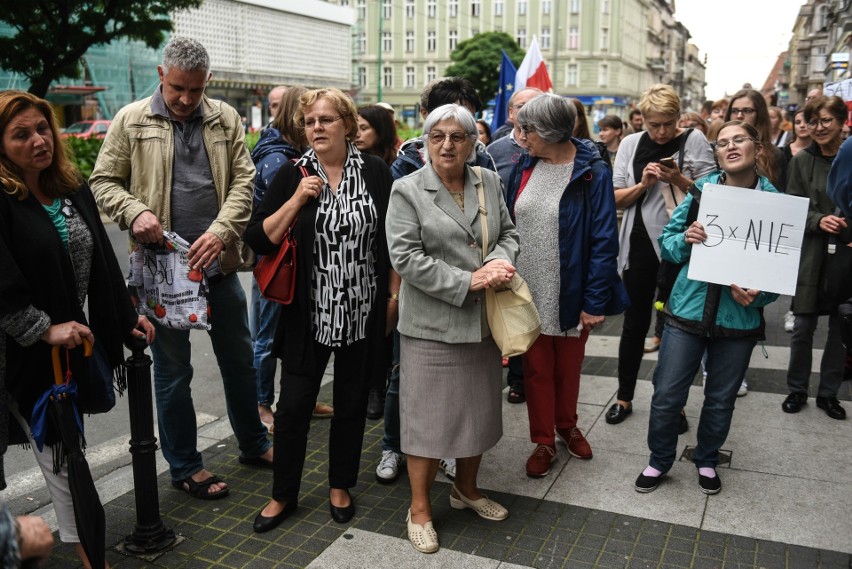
[{"xmin": 491, "ymin": 50, "xmax": 516, "ymax": 134}]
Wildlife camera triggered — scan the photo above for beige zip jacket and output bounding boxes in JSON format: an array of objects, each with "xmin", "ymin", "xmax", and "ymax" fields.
[{"xmin": 90, "ymin": 94, "xmax": 255, "ymax": 274}]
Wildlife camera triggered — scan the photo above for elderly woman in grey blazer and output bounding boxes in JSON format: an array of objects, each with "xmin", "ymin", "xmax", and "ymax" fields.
[{"xmin": 386, "ymin": 104, "xmax": 520, "ymax": 554}]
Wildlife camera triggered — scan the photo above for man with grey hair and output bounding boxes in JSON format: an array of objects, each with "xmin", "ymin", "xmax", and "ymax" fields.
[
  {"xmin": 492, "ymin": 88, "xmax": 539, "ymax": 141},
  {"xmin": 91, "ymin": 37, "xmax": 272, "ymax": 500}
]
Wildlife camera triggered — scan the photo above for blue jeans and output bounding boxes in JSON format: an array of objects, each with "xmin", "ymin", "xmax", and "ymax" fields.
[
  {"xmin": 648, "ymin": 324, "xmax": 755, "ymax": 472},
  {"xmin": 250, "ymin": 278, "xmax": 281, "ymax": 407},
  {"xmin": 381, "ymin": 330, "xmax": 401, "ymax": 453},
  {"xmin": 151, "ymin": 273, "xmax": 272, "ymax": 482}
]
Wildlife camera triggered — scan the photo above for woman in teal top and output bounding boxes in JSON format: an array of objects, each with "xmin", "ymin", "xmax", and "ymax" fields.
[{"xmin": 635, "ymin": 121, "xmax": 779, "ymax": 496}]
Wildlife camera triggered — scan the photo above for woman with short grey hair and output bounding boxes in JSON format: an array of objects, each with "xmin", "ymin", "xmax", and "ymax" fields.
[
  {"xmin": 506, "ymin": 93, "xmax": 627, "ymax": 478},
  {"xmin": 387, "ymin": 103, "xmax": 519, "ymax": 553}
]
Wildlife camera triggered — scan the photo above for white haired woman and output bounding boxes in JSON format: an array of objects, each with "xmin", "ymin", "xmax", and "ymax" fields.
[{"xmin": 386, "ymin": 104, "xmax": 520, "ymax": 554}]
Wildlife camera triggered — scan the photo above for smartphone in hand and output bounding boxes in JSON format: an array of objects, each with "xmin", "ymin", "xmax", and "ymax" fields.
[{"xmin": 659, "ymin": 156, "xmax": 675, "ymax": 169}]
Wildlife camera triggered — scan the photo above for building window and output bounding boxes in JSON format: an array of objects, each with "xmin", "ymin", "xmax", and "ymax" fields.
[
  {"xmin": 449, "ymin": 30, "xmax": 459, "ymax": 51},
  {"xmin": 357, "ymin": 66, "xmax": 366, "ymax": 87},
  {"xmin": 449, "ymin": 0, "xmax": 458, "ymax": 18},
  {"xmin": 569, "ymin": 0, "xmax": 580, "ymax": 14},
  {"xmin": 427, "ymin": 31, "xmax": 437, "ymax": 52},
  {"xmin": 427, "ymin": 65, "xmax": 437, "ymax": 82},
  {"xmin": 406, "ymin": 31, "xmax": 415, "ymax": 52},
  {"xmin": 406, "ymin": 0, "xmax": 415, "ymax": 18},
  {"xmin": 382, "ymin": 31, "xmax": 392, "ymax": 52},
  {"xmin": 406, "ymin": 66, "xmax": 416, "ymax": 88},
  {"xmin": 518, "ymin": 0, "xmax": 527, "ymax": 15},
  {"xmin": 569, "ymin": 26, "xmax": 579, "ymax": 49},
  {"xmin": 357, "ymin": 0, "xmax": 366, "ymax": 20},
  {"xmin": 356, "ymin": 32, "xmax": 366, "ymax": 55},
  {"xmin": 382, "ymin": 0, "xmax": 391, "ymax": 19},
  {"xmin": 601, "ymin": 0, "xmax": 609, "ymax": 14},
  {"xmin": 472, "ymin": 28, "xmax": 479, "ymax": 36},
  {"xmin": 472, "ymin": 0, "xmax": 481, "ymax": 17},
  {"xmin": 517, "ymin": 28, "xmax": 527, "ymax": 49},
  {"xmin": 340, "ymin": 0, "xmax": 349, "ymax": 5},
  {"xmin": 541, "ymin": 27, "xmax": 551, "ymax": 49},
  {"xmin": 600, "ymin": 28, "xmax": 608, "ymax": 51},
  {"xmin": 567, "ymin": 63, "xmax": 578, "ymax": 86},
  {"xmin": 599, "ymin": 63, "xmax": 608, "ymax": 87},
  {"xmin": 816, "ymin": 4, "xmax": 828, "ymax": 30},
  {"xmin": 542, "ymin": 0, "xmax": 551, "ymax": 14},
  {"xmin": 494, "ymin": 0, "xmax": 503, "ymax": 16},
  {"xmin": 384, "ymin": 66, "xmax": 393, "ymax": 88},
  {"xmin": 428, "ymin": 0, "xmax": 436, "ymax": 18},
  {"xmin": 814, "ymin": 46, "xmax": 827, "ymax": 71}
]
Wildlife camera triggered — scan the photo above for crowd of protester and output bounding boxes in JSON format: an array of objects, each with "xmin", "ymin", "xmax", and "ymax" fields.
[{"xmin": 0, "ymin": 36, "xmax": 849, "ymax": 562}]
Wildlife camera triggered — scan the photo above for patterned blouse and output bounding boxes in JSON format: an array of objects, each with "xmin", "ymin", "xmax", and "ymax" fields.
[{"xmin": 298, "ymin": 143, "xmax": 378, "ymax": 347}]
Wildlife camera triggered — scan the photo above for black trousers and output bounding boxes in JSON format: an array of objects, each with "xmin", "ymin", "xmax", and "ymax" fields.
[
  {"xmin": 271, "ymin": 339, "xmax": 371, "ymax": 503},
  {"xmin": 617, "ymin": 235, "xmax": 659, "ymax": 402}
]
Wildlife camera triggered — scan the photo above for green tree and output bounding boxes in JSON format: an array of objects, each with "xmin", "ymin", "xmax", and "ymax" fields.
[
  {"xmin": 0, "ymin": 1, "xmax": 203, "ymax": 98},
  {"xmin": 444, "ymin": 32, "xmax": 525, "ymax": 107}
]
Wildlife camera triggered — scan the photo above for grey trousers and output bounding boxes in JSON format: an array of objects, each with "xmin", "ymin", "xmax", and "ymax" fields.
[{"xmin": 786, "ymin": 311, "xmax": 846, "ymax": 397}]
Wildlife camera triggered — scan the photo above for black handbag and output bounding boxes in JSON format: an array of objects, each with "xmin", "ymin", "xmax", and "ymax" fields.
[
  {"xmin": 75, "ymin": 339, "xmax": 117, "ymax": 415},
  {"xmin": 819, "ymin": 233, "xmax": 852, "ymax": 309}
]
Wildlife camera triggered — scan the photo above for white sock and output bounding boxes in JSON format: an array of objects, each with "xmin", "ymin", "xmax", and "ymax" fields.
[
  {"xmin": 698, "ymin": 467, "xmax": 716, "ymax": 478},
  {"xmin": 642, "ymin": 466, "xmax": 663, "ymax": 477}
]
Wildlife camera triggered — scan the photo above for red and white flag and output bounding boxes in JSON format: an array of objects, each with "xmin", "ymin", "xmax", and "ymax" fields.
[{"xmin": 515, "ymin": 36, "xmax": 552, "ymax": 92}]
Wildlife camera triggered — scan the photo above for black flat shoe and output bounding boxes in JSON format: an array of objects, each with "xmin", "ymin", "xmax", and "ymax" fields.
[
  {"xmin": 782, "ymin": 392, "xmax": 808, "ymax": 414},
  {"xmin": 635, "ymin": 471, "xmax": 665, "ymax": 493},
  {"xmin": 816, "ymin": 396, "xmax": 846, "ymax": 420},
  {"xmin": 698, "ymin": 472, "xmax": 721, "ymax": 495},
  {"xmin": 366, "ymin": 388, "xmax": 385, "ymax": 420},
  {"xmin": 605, "ymin": 403, "xmax": 632, "ymax": 424},
  {"xmin": 330, "ymin": 490, "xmax": 356, "ymax": 524},
  {"xmin": 253, "ymin": 501, "xmax": 297, "ymax": 533}
]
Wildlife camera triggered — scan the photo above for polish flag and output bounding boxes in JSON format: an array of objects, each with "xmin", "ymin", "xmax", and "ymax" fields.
[{"xmin": 515, "ymin": 36, "xmax": 552, "ymax": 92}]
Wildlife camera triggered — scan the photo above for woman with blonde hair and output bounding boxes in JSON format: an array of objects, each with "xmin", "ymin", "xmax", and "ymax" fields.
[
  {"xmin": 607, "ymin": 84, "xmax": 715, "ymax": 427},
  {"xmin": 246, "ymin": 88, "xmax": 397, "ymax": 532},
  {"xmin": 768, "ymin": 106, "xmax": 790, "ymax": 147}
]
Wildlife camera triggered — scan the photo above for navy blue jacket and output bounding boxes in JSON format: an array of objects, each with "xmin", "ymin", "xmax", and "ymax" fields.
[
  {"xmin": 390, "ymin": 136, "xmax": 496, "ymax": 181},
  {"xmin": 505, "ymin": 138, "xmax": 629, "ymax": 330},
  {"xmin": 250, "ymin": 127, "xmax": 301, "ymax": 211}
]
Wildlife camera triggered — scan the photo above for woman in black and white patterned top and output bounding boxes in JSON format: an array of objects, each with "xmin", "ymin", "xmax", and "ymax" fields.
[{"xmin": 246, "ymin": 88, "xmax": 398, "ymax": 533}]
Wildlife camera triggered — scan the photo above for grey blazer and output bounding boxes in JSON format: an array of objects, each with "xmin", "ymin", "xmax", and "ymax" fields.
[{"xmin": 386, "ymin": 162, "xmax": 520, "ymax": 344}]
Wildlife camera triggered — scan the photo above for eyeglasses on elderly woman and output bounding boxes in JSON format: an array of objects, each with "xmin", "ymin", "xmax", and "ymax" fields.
[{"xmin": 427, "ymin": 131, "xmax": 471, "ymax": 144}]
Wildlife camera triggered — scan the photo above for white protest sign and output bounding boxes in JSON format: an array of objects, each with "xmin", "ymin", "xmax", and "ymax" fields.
[{"xmin": 686, "ymin": 184, "xmax": 809, "ymax": 295}]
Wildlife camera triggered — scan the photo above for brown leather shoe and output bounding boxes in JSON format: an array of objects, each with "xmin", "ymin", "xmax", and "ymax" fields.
[
  {"xmin": 525, "ymin": 444, "xmax": 556, "ymax": 478},
  {"xmin": 313, "ymin": 403, "xmax": 334, "ymax": 418},
  {"xmin": 556, "ymin": 427, "xmax": 593, "ymax": 460}
]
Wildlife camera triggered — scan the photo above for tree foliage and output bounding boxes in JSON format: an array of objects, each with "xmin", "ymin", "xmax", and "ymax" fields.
[
  {"xmin": 444, "ymin": 32, "xmax": 525, "ymax": 106},
  {"xmin": 0, "ymin": 0, "xmax": 203, "ymax": 97}
]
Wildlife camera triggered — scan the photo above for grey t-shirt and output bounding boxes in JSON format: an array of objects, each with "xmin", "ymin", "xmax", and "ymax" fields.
[{"xmin": 150, "ymin": 88, "xmax": 218, "ymax": 245}]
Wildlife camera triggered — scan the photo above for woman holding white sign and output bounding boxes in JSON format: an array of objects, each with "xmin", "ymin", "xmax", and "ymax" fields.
[
  {"xmin": 635, "ymin": 121, "xmax": 780, "ymax": 495},
  {"xmin": 782, "ymin": 96, "xmax": 849, "ymax": 421}
]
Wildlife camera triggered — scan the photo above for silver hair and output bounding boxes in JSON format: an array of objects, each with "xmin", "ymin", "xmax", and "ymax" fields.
[
  {"xmin": 517, "ymin": 93, "xmax": 576, "ymax": 144},
  {"xmin": 423, "ymin": 104, "xmax": 478, "ymax": 164},
  {"xmin": 162, "ymin": 37, "xmax": 210, "ymax": 75}
]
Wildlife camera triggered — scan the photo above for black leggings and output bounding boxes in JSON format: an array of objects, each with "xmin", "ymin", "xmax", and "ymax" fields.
[{"xmin": 617, "ymin": 235, "xmax": 659, "ymax": 402}]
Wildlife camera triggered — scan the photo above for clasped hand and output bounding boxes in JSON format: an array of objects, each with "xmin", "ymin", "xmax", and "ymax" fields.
[
  {"xmin": 684, "ymin": 221, "xmax": 707, "ymax": 244},
  {"xmin": 470, "ymin": 260, "xmax": 516, "ymax": 292}
]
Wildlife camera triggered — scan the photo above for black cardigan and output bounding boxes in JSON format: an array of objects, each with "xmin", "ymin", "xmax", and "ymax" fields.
[
  {"xmin": 245, "ymin": 152, "xmax": 393, "ymax": 378},
  {"xmin": 0, "ymin": 183, "xmax": 138, "ymax": 447}
]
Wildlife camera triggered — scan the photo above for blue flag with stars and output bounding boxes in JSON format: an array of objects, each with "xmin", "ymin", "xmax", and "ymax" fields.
[{"xmin": 491, "ymin": 50, "xmax": 516, "ymax": 134}]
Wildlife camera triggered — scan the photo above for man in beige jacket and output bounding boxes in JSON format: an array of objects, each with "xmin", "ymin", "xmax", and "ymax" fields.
[{"xmin": 90, "ymin": 37, "xmax": 272, "ymax": 500}]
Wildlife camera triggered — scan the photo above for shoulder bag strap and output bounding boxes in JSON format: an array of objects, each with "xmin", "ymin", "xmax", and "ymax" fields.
[{"xmin": 474, "ymin": 166, "xmax": 488, "ymax": 263}]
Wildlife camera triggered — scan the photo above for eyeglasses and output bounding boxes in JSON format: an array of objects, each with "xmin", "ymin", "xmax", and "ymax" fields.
[
  {"xmin": 715, "ymin": 136, "xmax": 754, "ymax": 149},
  {"xmin": 518, "ymin": 125, "xmax": 536, "ymax": 135},
  {"xmin": 806, "ymin": 117, "xmax": 835, "ymax": 130},
  {"xmin": 730, "ymin": 108, "xmax": 757, "ymax": 117},
  {"xmin": 301, "ymin": 116, "xmax": 342, "ymax": 129},
  {"xmin": 427, "ymin": 131, "xmax": 470, "ymax": 144}
]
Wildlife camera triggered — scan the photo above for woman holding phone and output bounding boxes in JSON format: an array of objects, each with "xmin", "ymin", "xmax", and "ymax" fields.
[{"xmin": 608, "ymin": 85, "xmax": 715, "ymax": 428}]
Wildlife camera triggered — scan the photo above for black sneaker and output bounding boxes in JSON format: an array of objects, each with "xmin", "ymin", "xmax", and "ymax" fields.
[
  {"xmin": 698, "ymin": 472, "xmax": 721, "ymax": 495},
  {"xmin": 635, "ymin": 471, "xmax": 665, "ymax": 493}
]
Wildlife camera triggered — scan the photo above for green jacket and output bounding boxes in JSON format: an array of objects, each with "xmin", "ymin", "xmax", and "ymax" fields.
[
  {"xmin": 659, "ymin": 172, "xmax": 779, "ymax": 338},
  {"xmin": 89, "ymin": 94, "xmax": 255, "ymax": 274},
  {"xmin": 786, "ymin": 144, "xmax": 847, "ymax": 314}
]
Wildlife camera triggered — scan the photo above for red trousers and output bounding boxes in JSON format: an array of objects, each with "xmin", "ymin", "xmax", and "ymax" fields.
[{"xmin": 522, "ymin": 330, "xmax": 589, "ymax": 445}]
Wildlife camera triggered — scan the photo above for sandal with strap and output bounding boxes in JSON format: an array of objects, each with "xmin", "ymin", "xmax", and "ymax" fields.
[{"xmin": 172, "ymin": 474, "xmax": 230, "ymax": 500}]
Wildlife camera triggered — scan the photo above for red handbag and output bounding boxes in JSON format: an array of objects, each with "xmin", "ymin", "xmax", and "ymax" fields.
[{"xmin": 253, "ymin": 164, "xmax": 308, "ymax": 305}]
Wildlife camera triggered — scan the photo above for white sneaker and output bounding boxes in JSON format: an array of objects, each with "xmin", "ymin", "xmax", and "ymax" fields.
[
  {"xmin": 376, "ymin": 450, "xmax": 403, "ymax": 484},
  {"xmin": 737, "ymin": 381, "xmax": 748, "ymax": 397},
  {"xmin": 784, "ymin": 311, "xmax": 795, "ymax": 333},
  {"xmin": 439, "ymin": 458, "xmax": 456, "ymax": 481}
]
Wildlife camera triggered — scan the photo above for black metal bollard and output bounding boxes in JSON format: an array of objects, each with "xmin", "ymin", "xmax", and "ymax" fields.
[{"xmin": 122, "ymin": 337, "xmax": 177, "ymax": 554}]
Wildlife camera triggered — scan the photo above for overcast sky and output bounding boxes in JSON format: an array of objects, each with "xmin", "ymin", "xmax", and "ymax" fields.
[{"xmin": 674, "ymin": 0, "xmax": 807, "ymax": 100}]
